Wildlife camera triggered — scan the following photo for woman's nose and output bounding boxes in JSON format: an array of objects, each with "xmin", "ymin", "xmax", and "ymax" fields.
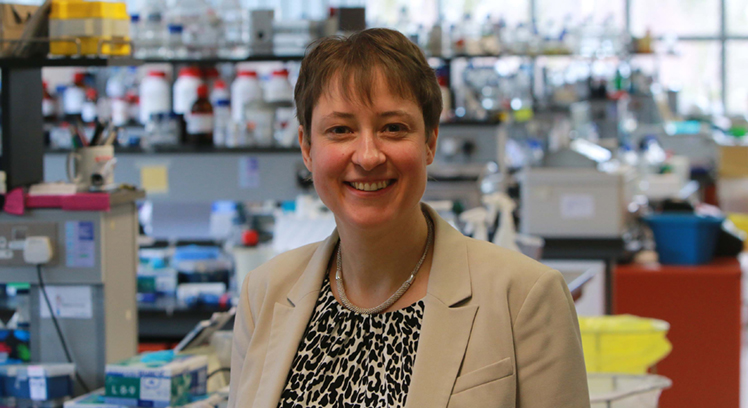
[{"xmin": 352, "ymin": 131, "xmax": 386, "ymax": 171}]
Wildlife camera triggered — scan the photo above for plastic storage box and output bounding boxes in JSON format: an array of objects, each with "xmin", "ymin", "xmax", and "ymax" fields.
[
  {"xmin": 520, "ymin": 168, "xmax": 634, "ymax": 238},
  {"xmin": 589, "ymin": 374, "xmax": 671, "ymax": 408},
  {"xmin": 0, "ymin": 364, "xmax": 75, "ymax": 401},
  {"xmin": 644, "ymin": 213, "xmax": 724, "ymax": 265},
  {"xmin": 105, "ymin": 353, "xmax": 207, "ymax": 407}
]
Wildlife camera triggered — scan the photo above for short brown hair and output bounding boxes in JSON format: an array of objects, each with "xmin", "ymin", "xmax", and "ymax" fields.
[{"xmin": 294, "ymin": 28, "xmax": 442, "ymax": 145}]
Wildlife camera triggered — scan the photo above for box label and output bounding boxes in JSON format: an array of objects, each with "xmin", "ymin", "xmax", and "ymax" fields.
[
  {"xmin": 29, "ymin": 377, "xmax": 47, "ymax": 401},
  {"xmin": 40, "ymin": 286, "xmax": 93, "ymax": 319},
  {"xmin": 140, "ymin": 377, "xmax": 170, "ymax": 403},
  {"xmin": 560, "ymin": 194, "xmax": 595, "ymax": 219},
  {"xmin": 65, "ymin": 221, "xmax": 95, "ymax": 268},
  {"xmin": 106, "ymin": 375, "xmax": 139, "ymax": 400}
]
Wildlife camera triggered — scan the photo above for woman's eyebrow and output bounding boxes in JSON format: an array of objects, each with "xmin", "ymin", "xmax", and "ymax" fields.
[
  {"xmin": 322, "ymin": 112, "xmax": 356, "ymax": 121},
  {"xmin": 378, "ymin": 110, "xmax": 415, "ymax": 120}
]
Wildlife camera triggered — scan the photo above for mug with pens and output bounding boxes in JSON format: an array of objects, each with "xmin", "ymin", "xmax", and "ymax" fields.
[{"xmin": 67, "ymin": 121, "xmax": 119, "ymax": 191}]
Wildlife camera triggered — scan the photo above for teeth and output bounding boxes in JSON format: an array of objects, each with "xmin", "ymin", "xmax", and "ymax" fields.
[{"xmin": 351, "ymin": 180, "xmax": 390, "ymax": 192}]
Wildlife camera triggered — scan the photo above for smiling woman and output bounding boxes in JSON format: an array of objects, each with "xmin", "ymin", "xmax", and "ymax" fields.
[{"xmin": 228, "ymin": 28, "xmax": 591, "ymax": 408}]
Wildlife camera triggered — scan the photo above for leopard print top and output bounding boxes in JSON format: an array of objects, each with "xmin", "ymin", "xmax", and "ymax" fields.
[{"xmin": 278, "ymin": 276, "xmax": 425, "ymax": 407}]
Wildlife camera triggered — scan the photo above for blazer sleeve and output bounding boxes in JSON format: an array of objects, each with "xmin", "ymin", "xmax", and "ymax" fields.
[
  {"xmin": 514, "ymin": 269, "xmax": 590, "ymax": 407},
  {"xmin": 227, "ymin": 272, "xmax": 256, "ymax": 408}
]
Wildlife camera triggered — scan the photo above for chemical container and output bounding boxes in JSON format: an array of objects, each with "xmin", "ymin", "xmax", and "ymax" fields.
[
  {"xmin": 644, "ymin": 213, "xmax": 724, "ymax": 265},
  {"xmin": 0, "ymin": 364, "xmax": 75, "ymax": 400},
  {"xmin": 579, "ymin": 315, "xmax": 672, "ymax": 374},
  {"xmin": 589, "ymin": 374, "xmax": 671, "ymax": 408}
]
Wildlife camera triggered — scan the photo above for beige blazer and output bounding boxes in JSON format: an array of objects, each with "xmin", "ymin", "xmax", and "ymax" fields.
[{"xmin": 228, "ymin": 205, "xmax": 590, "ymax": 407}]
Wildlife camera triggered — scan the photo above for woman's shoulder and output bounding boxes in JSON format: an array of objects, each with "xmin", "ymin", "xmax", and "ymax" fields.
[
  {"xmin": 461, "ymin": 236, "xmax": 564, "ymax": 308},
  {"xmin": 242, "ymin": 241, "xmax": 324, "ymax": 299}
]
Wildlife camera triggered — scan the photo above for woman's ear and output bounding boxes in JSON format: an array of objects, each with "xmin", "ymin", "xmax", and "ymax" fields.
[
  {"xmin": 426, "ymin": 127, "xmax": 439, "ymax": 165},
  {"xmin": 299, "ymin": 125, "xmax": 313, "ymax": 172}
]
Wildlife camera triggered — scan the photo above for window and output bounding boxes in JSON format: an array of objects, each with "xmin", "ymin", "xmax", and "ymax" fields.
[{"xmin": 630, "ymin": 0, "xmax": 720, "ymax": 37}]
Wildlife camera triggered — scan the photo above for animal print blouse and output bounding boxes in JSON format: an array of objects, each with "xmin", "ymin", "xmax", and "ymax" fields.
[{"xmin": 278, "ymin": 276, "xmax": 425, "ymax": 407}]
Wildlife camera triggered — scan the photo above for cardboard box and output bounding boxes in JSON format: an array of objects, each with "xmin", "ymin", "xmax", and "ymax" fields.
[
  {"xmin": 719, "ymin": 145, "xmax": 748, "ymax": 178},
  {"xmin": 0, "ymin": 4, "xmax": 39, "ymax": 55}
]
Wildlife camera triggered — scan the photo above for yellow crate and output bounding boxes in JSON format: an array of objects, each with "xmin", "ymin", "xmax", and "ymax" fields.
[
  {"xmin": 50, "ymin": 36, "xmax": 130, "ymax": 56},
  {"xmin": 50, "ymin": 0, "xmax": 128, "ymax": 20}
]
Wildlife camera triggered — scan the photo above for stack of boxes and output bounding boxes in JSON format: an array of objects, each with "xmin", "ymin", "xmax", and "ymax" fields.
[
  {"xmin": 103, "ymin": 354, "xmax": 208, "ymax": 408},
  {"xmin": 49, "ymin": 0, "xmax": 130, "ymax": 56}
]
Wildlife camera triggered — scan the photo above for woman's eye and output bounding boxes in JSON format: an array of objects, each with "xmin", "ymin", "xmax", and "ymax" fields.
[
  {"xmin": 330, "ymin": 126, "xmax": 350, "ymax": 134},
  {"xmin": 383, "ymin": 124, "xmax": 405, "ymax": 133}
]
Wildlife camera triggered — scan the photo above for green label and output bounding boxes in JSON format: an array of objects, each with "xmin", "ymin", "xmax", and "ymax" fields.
[{"xmin": 106, "ymin": 376, "xmax": 140, "ymax": 400}]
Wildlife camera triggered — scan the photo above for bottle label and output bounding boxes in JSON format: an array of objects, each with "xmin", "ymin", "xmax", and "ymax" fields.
[
  {"xmin": 42, "ymin": 99, "xmax": 55, "ymax": 118},
  {"xmin": 186, "ymin": 112, "xmax": 214, "ymax": 134}
]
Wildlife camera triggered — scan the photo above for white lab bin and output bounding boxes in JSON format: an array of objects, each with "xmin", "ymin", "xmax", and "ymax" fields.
[
  {"xmin": 589, "ymin": 374, "xmax": 671, "ymax": 408},
  {"xmin": 520, "ymin": 168, "xmax": 632, "ymax": 238}
]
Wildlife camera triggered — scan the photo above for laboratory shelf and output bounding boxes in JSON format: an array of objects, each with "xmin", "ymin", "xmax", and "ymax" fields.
[
  {"xmin": 141, "ymin": 54, "xmax": 306, "ymax": 65},
  {"xmin": 45, "ymin": 146, "xmax": 302, "ymax": 155},
  {"xmin": 0, "ymin": 56, "xmax": 141, "ymax": 68}
]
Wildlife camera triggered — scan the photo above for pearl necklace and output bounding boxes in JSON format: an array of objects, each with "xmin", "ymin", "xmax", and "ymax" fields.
[{"xmin": 335, "ymin": 212, "xmax": 434, "ymax": 315}]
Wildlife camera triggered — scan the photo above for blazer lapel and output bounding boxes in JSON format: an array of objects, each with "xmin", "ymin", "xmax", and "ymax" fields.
[
  {"xmin": 251, "ymin": 230, "xmax": 339, "ymax": 408},
  {"xmin": 405, "ymin": 205, "xmax": 477, "ymax": 408}
]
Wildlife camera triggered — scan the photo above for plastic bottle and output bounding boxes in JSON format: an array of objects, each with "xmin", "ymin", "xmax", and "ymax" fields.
[
  {"xmin": 185, "ymin": 84, "xmax": 214, "ymax": 145},
  {"xmin": 215, "ymin": 0, "xmax": 248, "ymax": 58},
  {"xmin": 130, "ymin": 14, "xmax": 142, "ymax": 56},
  {"xmin": 111, "ymin": 97, "xmax": 129, "ymax": 126},
  {"xmin": 63, "ymin": 72, "xmax": 87, "ymax": 120},
  {"xmin": 173, "ymin": 67, "xmax": 203, "ymax": 115},
  {"xmin": 81, "ymin": 88, "xmax": 98, "ymax": 124},
  {"xmin": 140, "ymin": 70, "xmax": 171, "ymax": 124},
  {"xmin": 164, "ymin": 24, "xmax": 188, "ymax": 59},
  {"xmin": 266, "ymin": 69, "xmax": 296, "ymax": 147},
  {"xmin": 438, "ymin": 75, "xmax": 451, "ymax": 123},
  {"xmin": 42, "ymin": 81, "xmax": 56, "ymax": 122},
  {"xmin": 213, "ymin": 99, "xmax": 231, "ymax": 147},
  {"xmin": 231, "ymin": 70, "xmax": 262, "ymax": 124},
  {"xmin": 210, "ymin": 79, "xmax": 230, "ymax": 107},
  {"xmin": 245, "ymin": 98, "xmax": 274, "ymax": 147}
]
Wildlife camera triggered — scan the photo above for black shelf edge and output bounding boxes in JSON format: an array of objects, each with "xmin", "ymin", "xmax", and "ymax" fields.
[
  {"xmin": 0, "ymin": 56, "xmax": 141, "ymax": 68},
  {"xmin": 142, "ymin": 54, "xmax": 306, "ymax": 65},
  {"xmin": 45, "ymin": 146, "xmax": 302, "ymax": 154}
]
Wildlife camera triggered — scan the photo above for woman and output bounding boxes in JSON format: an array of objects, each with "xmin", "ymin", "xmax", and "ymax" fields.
[{"xmin": 228, "ymin": 28, "xmax": 590, "ymax": 408}]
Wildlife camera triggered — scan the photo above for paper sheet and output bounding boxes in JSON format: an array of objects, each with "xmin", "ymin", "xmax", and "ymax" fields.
[
  {"xmin": 40, "ymin": 286, "xmax": 93, "ymax": 319},
  {"xmin": 140, "ymin": 166, "xmax": 169, "ymax": 193}
]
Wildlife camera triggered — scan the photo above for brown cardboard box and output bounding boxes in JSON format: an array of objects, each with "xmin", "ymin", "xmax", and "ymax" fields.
[
  {"xmin": 719, "ymin": 145, "xmax": 748, "ymax": 178},
  {"xmin": 0, "ymin": 4, "xmax": 39, "ymax": 55}
]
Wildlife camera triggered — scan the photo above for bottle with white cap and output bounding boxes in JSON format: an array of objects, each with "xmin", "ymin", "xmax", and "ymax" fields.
[
  {"xmin": 140, "ymin": 70, "xmax": 172, "ymax": 124},
  {"xmin": 231, "ymin": 70, "xmax": 262, "ymax": 124},
  {"xmin": 211, "ymin": 80, "xmax": 231, "ymax": 147}
]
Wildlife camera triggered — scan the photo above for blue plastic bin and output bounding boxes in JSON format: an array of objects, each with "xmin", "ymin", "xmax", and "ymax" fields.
[{"xmin": 644, "ymin": 213, "xmax": 724, "ymax": 265}]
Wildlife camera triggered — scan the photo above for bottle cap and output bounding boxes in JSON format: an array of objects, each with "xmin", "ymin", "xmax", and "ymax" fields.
[
  {"xmin": 168, "ymin": 24, "xmax": 183, "ymax": 33},
  {"xmin": 213, "ymin": 79, "xmax": 227, "ymax": 89},
  {"xmin": 237, "ymin": 70, "xmax": 258, "ymax": 78},
  {"xmin": 197, "ymin": 84, "xmax": 209, "ymax": 98},
  {"xmin": 85, "ymin": 88, "xmax": 98, "ymax": 99},
  {"xmin": 272, "ymin": 69, "xmax": 289, "ymax": 77},
  {"xmin": 242, "ymin": 229, "xmax": 259, "ymax": 246},
  {"xmin": 148, "ymin": 70, "xmax": 167, "ymax": 78},
  {"xmin": 74, "ymin": 72, "xmax": 86, "ymax": 84},
  {"xmin": 179, "ymin": 67, "xmax": 201, "ymax": 78}
]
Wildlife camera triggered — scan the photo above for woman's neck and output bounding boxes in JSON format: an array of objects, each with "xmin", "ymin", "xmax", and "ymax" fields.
[{"xmin": 334, "ymin": 205, "xmax": 430, "ymax": 307}]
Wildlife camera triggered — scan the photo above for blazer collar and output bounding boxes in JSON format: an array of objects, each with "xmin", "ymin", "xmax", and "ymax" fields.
[
  {"xmin": 284, "ymin": 203, "xmax": 472, "ymax": 308},
  {"xmin": 286, "ymin": 228, "xmax": 339, "ymax": 306}
]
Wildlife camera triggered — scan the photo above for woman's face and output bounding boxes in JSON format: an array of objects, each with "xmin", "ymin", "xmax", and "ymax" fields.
[{"xmin": 300, "ymin": 73, "xmax": 438, "ymax": 231}]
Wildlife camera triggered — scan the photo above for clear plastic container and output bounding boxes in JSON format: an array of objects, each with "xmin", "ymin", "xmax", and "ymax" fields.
[
  {"xmin": 137, "ymin": 0, "xmax": 166, "ymax": 58},
  {"xmin": 167, "ymin": 0, "xmax": 220, "ymax": 58},
  {"xmin": 589, "ymin": 374, "xmax": 671, "ymax": 408},
  {"xmin": 215, "ymin": 0, "xmax": 248, "ymax": 58}
]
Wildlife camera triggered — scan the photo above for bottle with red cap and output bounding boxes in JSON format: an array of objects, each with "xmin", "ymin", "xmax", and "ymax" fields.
[
  {"xmin": 185, "ymin": 84, "xmax": 214, "ymax": 145},
  {"xmin": 42, "ymin": 81, "xmax": 56, "ymax": 122},
  {"xmin": 266, "ymin": 69, "xmax": 297, "ymax": 147},
  {"xmin": 81, "ymin": 88, "xmax": 99, "ymax": 124},
  {"xmin": 173, "ymin": 67, "xmax": 204, "ymax": 115},
  {"xmin": 63, "ymin": 72, "xmax": 87, "ymax": 120},
  {"xmin": 231, "ymin": 70, "xmax": 262, "ymax": 124},
  {"xmin": 140, "ymin": 70, "xmax": 171, "ymax": 124}
]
